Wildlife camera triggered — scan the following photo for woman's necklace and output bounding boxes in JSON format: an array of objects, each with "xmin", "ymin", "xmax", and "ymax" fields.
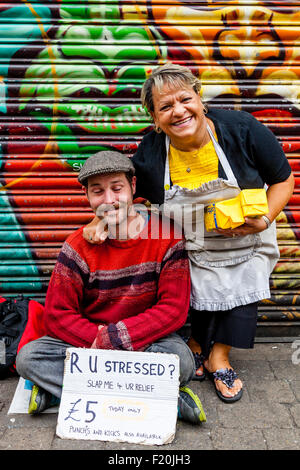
[{"xmin": 186, "ymin": 127, "xmax": 211, "ymax": 173}]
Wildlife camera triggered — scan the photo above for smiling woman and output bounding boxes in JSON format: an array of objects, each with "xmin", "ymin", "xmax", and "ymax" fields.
[
  {"xmin": 129, "ymin": 63, "xmax": 294, "ymax": 403},
  {"xmin": 140, "ymin": 63, "xmax": 211, "ymax": 154},
  {"xmin": 150, "ymin": 81, "xmax": 209, "ymax": 151},
  {"xmin": 85, "ymin": 64, "xmax": 294, "ymax": 401}
]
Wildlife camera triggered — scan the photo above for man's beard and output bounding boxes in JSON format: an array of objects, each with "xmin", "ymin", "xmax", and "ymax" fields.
[{"xmin": 96, "ymin": 201, "xmax": 131, "ymax": 238}]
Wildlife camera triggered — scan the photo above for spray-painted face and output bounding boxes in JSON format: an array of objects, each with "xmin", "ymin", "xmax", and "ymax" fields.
[
  {"xmin": 149, "ymin": 0, "xmax": 300, "ymax": 113},
  {"xmin": 12, "ymin": 4, "xmax": 167, "ymax": 168}
]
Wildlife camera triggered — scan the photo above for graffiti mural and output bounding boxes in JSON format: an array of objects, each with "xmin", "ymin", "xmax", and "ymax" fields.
[
  {"xmin": 0, "ymin": 1, "xmax": 299, "ymax": 328},
  {"xmin": 147, "ymin": 1, "xmax": 300, "ymax": 109},
  {"xmin": 17, "ymin": 4, "xmax": 167, "ymax": 157},
  {"xmin": 0, "ymin": 2, "xmax": 54, "ymax": 295}
]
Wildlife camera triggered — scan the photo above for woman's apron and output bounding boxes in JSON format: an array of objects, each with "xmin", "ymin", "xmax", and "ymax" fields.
[{"xmin": 163, "ymin": 125, "xmax": 279, "ymax": 311}]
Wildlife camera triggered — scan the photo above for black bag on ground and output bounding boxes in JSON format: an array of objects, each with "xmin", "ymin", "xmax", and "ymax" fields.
[{"xmin": 0, "ymin": 295, "xmax": 29, "ymax": 379}]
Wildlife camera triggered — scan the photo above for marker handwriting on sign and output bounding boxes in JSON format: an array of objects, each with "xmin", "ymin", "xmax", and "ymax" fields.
[
  {"xmin": 70, "ymin": 351, "xmax": 174, "ymax": 377},
  {"xmin": 108, "ymin": 406, "xmax": 141, "ymax": 415},
  {"xmin": 87, "ymin": 380, "xmax": 113, "ymax": 389},
  {"xmin": 57, "ymin": 349, "xmax": 179, "ymax": 445},
  {"xmin": 86, "ymin": 380, "xmax": 155, "ymax": 393}
]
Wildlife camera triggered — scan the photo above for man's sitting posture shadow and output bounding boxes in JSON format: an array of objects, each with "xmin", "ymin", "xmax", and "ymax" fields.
[{"xmin": 16, "ymin": 151, "xmax": 206, "ymax": 424}]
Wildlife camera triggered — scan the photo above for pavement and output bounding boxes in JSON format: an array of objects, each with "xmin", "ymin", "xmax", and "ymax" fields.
[{"xmin": 0, "ymin": 342, "xmax": 300, "ymax": 455}]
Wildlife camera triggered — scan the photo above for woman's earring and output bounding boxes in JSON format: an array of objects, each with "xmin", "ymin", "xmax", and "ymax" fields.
[
  {"xmin": 154, "ymin": 124, "xmax": 162, "ymax": 133},
  {"xmin": 203, "ymin": 104, "xmax": 208, "ymax": 115}
]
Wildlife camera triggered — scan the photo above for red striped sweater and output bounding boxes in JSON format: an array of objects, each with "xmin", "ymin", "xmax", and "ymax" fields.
[{"xmin": 44, "ymin": 212, "xmax": 191, "ymax": 351}]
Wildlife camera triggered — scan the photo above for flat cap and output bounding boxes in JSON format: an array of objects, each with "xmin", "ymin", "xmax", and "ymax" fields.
[{"xmin": 78, "ymin": 150, "xmax": 135, "ymax": 185}]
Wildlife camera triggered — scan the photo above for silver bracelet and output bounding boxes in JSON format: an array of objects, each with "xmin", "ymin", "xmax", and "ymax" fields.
[{"xmin": 262, "ymin": 215, "xmax": 271, "ymax": 229}]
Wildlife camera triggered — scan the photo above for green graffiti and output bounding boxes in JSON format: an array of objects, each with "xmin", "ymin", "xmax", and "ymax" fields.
[
  {"xmin": 18, "ymin": 3, "xmax": 167, "ymax": 162},
  {"xmin": 0, "ymin": 4, "xmax": 52, "ymax": 291},
  {"xmin": 20, "ymin": 102, "xmax": 148, "ymax": 133},
  {"xmin": 0, "ymin": 5, "xmax": 52, "ymax": 79},
  {"xmin": 59, "ymin": 3, "xmax": 121, "ymax": 23},
  {"xmin": 0, "ymin": 4, "xmax": 52, "ymax": 115}
]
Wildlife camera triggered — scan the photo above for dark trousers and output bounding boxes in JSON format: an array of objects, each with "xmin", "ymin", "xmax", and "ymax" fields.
[{"xmin": 190, "ymin": 302, "xmax": 258, "ymax": 358}]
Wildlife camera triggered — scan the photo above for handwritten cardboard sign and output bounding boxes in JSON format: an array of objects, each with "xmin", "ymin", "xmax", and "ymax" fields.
[{"xmin": 56, "ymin": 348, "xmax": 180, "ymax": 445}]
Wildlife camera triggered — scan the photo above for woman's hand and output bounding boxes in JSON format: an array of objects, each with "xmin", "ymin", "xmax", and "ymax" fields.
[
  {"xmin": 215, "ymin": 173, "xmax": 295, "ymax": 238},
  {"xmin": 214, "ymin": 216, "xmax": 268, "ymax": 238},
  {"xmin": 83, "ymin": 216, "xmax": 108, "ymax": 244}
]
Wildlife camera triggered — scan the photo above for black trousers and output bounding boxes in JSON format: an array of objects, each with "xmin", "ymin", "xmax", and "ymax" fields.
[{"xmin": 190, "ymin": 302, "xmax": 258, "ymax": 358}]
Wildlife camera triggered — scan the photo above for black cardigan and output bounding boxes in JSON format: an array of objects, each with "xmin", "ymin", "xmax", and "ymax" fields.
[{"xmin": 132, "ymin": 108, "xmax": 292, "ymax": 204}]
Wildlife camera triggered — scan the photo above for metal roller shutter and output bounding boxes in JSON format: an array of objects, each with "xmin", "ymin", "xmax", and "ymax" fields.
[{"xmin": 1, "ymin": 1, "xmax": 299, "ymax": 339}]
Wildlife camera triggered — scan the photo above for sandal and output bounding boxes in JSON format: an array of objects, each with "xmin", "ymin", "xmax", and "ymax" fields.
[
  {"xmin": 192, "ymin": 352, "xmax": 206, "ymax": 382},
  {"xmin": 208, "ymin": 367, "xmax": 243, "ymax": 403}
]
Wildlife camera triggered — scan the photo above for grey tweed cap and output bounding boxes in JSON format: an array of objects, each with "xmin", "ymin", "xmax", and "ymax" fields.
[{"xmin": 78, "ymin": 150, "xmax": 135, "ymax": 185}]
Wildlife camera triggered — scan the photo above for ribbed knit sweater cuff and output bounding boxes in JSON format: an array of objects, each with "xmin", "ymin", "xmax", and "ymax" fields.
[{"xmin": 94, "ymin": 322, "xmax": 132, "ymax": 350}]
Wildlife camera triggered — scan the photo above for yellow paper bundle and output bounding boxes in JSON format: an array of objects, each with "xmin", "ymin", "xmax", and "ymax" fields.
[
  {"xmin": 205, "ymin": 198, "xmax": 244, "ymax": 231},
  {"xmin": 205, "ymin": 188, "xmax": 268, "ymax": 231},
  {"xmin": 239, "ymin": 188, "xmax": 268, "ymax": 217}
]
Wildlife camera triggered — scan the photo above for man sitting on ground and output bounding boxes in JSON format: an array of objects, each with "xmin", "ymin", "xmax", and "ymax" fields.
[{"xmin": 16, "ymin": 151, "xmax": 206, "ymax": 424}]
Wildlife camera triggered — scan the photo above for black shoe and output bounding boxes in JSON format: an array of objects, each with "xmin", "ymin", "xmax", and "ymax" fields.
[
  {"xmin": 28, "ymin": 385, "xmax": 60, "ymax": 414},
  {"xmin": 178, "ymin": 386, "xmax": 206, "ymax": 424}
]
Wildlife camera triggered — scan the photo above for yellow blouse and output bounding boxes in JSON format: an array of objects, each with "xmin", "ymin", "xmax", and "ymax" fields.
[{"xmin": 169, "ymin": 135, "xmax": 219, "ymax": 190}]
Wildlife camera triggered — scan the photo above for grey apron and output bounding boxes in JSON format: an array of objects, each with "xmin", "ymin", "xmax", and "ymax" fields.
[{"xmin": 163, "ymin": 124, "xmax": 279, "ymax": 311}]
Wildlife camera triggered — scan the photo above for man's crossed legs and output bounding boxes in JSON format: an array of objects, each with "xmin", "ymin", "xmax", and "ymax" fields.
[{"xmin": 16, "ymin": 333, "xmax": 206, "ymax": 424}]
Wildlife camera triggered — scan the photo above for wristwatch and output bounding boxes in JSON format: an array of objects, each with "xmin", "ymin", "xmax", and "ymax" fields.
[{"xmin": 262, "ymin": 215, "xmax": 271, "ymax": 229}]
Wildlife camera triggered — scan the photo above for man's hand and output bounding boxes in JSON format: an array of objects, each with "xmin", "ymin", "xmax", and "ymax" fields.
[
  {"xmin": 214, "ymin": 216, "xmax": 269, "ymax": 238},
  {"xmin": 83, "ymin": 216, "xmax": 108, "ymax": 244}
]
